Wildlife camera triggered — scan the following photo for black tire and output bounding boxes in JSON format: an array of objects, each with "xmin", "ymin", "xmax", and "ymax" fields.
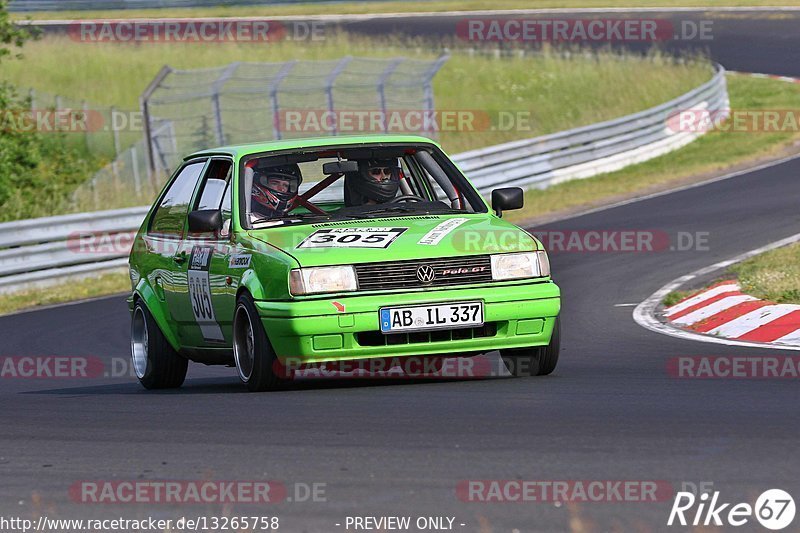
[
  {"xmin": 130, "ymin": 300, "xmax": 188, "ymax": 389},
  {"xmin": 232, "ymin": 293, "xmax": 285, "ymax": 392},
  {"xmin": 500, "ymin": 317, "xmax": 561, "ymax": 377}
]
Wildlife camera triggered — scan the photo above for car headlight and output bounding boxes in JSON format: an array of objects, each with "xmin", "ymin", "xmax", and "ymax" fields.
[
  {"xmin": 491, "ymin": 251, "xmax": 550, "ymax": 280},
  {"xmin": 289, "ymin": 266, "xmax": 358, "ymax": 295}
]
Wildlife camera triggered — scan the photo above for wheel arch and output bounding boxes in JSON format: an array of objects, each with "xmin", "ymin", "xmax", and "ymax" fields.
[{"xmin": 132, "ymin": 280, "xmax": 182, "ymax": 352}]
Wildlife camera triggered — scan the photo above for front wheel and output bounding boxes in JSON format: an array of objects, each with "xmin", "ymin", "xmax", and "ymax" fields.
[
  {"xmin": 130, "ymin": 300, "xmax": 188, "ymax": 389},
  {"xmin": 500, "ymin": 317, "xmax": 561, "ymax": 377},
  {"xmin": 233, "ymin": 294, "xmax": 286, "ymax": 392}
]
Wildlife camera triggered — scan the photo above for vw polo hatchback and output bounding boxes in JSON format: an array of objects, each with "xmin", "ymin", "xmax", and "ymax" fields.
[{"xmin": 128, "ymin": 135, "xmax": 561, "ymax": 391}]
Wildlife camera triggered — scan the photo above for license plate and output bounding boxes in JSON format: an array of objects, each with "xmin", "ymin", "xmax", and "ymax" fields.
[{"xmin": 379, "ymin": 301, "xmax": 484, "ymax": 333}]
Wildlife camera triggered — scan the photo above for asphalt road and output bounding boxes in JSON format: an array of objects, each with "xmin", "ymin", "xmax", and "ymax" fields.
[{"xmin": 3, "ymin": 9, "xmax": 800, "ymax": 533}]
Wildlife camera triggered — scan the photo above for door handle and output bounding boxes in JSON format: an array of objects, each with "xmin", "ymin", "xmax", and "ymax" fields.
[{"xmin": 173, "ymin": 252, "xmax": 187, "ymax": 264}]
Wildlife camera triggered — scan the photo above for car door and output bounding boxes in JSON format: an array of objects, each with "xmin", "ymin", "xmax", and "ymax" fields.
[
  {"xmin": 178, "ymin": 158, "xmax": 235, "ymax": 347},
  {"xmin": 145, "ymin": 158, "xmax": 208, "ymax": 339}
]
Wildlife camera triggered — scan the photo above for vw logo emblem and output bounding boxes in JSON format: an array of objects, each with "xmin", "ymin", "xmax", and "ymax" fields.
[{"xmin": 416, "ymin": 265, "xmax": 436, "ymax": 283}]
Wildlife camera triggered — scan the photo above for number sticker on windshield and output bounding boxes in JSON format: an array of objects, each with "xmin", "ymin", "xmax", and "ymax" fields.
[{"xmin": 297, "ymin": 228, "xmax": 407, "ymax": 249}]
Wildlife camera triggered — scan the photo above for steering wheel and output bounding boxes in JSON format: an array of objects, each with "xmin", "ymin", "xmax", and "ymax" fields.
[{"xmin": 390, "ymin": 194, "xmax": 426, "ymax": 203}]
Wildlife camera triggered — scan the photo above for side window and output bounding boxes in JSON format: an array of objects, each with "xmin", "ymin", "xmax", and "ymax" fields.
[
  {"xmin": 192, "ymin": 159, "xmax": 233, "ymax": 239},
  {"xmin": 195, "ymin": 159, "xmax": 232, "ymax": 210},
  {"xmin": 149, "ymin": 161, "xmax": 207, "ymax": 236}
]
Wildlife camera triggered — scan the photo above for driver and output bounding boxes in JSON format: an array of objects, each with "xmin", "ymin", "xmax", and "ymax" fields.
[
  {"xmin": 251, "ymin": 163, "xmax": 302, "ymax": 219},
  {"xmin": 344, "ymin": 159, "xmax": 400, "ymax": 207}
]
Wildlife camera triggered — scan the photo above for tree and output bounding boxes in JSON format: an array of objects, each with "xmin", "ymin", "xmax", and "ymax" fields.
[{"xmin": 0, "ymin": 0, "xmax": 37, "ymax": 63}]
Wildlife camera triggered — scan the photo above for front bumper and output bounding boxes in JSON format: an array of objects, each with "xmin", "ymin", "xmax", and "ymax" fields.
[{"xmin": 255, "ymin": 280, "xmax": 560, "ymax": 363}]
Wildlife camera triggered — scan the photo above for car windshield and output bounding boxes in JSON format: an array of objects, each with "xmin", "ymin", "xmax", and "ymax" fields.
[{"xmin": 242, "ymin": 145, "xmax": 486, "ymax": 228}]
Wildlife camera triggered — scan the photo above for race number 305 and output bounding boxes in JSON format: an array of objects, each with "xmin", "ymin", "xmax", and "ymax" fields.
[{"xmin": 297, "ymin": 227, "xmax": 407, "ymax": 249}]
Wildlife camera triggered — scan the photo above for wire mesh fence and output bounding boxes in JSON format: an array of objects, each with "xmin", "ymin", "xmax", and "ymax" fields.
[
  {"xmin": 142, "ymin": 55, "xmax": 449, "ymax": 173},
  {"xmin": 69, "ymin": 55, "xmax": 448, "ymax": 211}
]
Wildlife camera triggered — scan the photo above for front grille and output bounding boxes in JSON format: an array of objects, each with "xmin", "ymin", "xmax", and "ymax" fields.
[
  {"xmin": 355, "ymin": 255, "xmax": 493, "ymax": 291},
  {"xmin": 357, "ymin": 322, "xmax": 498, "ymax": 347}
]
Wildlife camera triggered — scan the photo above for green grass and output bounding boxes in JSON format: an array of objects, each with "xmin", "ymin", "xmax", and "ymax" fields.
[
  {"xmin": 731, "ymin": 243, "xmax": 800, "ymax": 304},
  {"xmin": 1, "ymin": 34, "xmax": 712, "ymax": 155},
  {"xmin": 12, "ymin": 0, "xmax": 800, "ymax": 20},
  {"xmin": 506, "ymin": 73, "xmax": 800, "ymax": 223},
  {"xmin": 663, "ymin": 290, "xmax": 692, "ymax": 308},
  {"xmin": 0, "ymin": 272, "xmax": 130, "ymax": 316}
]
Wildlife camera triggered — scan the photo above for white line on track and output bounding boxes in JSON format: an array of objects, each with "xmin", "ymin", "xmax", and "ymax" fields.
[{"xmin": 633, "ymin": 233, "xmax": 800, "ymax": 351}]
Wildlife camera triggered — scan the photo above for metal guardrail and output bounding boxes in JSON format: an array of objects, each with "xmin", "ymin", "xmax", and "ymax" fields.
[{"xmin": 0, "ymin": 66, "xmax": 728, "ymax": 294}]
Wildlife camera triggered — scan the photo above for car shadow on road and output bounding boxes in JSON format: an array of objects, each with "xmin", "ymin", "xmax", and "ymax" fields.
[{"xmin": 18, "ymin": 373, "xmax": 507, "ymax": 396}]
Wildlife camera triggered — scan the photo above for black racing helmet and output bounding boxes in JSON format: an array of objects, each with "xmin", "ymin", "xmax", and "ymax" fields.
[{"xmin": 344, "ymin": 159, "xmax": 400, "ymax": 206}]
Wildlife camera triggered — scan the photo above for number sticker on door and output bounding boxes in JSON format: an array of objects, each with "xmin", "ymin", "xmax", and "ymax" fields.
[
  {"xmin": 297, "ymin": 227, "xmax": 407, "ymax": 249},
  {"xmin": 188, "ymin": 246, "xmax": 225, "ymax": 342}
]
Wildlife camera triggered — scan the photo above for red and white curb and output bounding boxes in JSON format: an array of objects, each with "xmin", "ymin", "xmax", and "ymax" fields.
[
  {"xmin": 730, "ymin": 71, "xmax": 800, "ymax": 85},
  {"xmin": 634, "ymin": 231, "xmax": 800, "ymax": 351},
  {"xmin": 664, "ymin": 281, "xmax": 800, "ymax": 346}
]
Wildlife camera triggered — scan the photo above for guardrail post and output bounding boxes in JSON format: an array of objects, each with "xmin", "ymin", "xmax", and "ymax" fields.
[
  {"xmin": 324, "ymin": 56, "xmax": 353, "ymax": 136},
  {"xmin": 270, "ymin": 60, "xmax": 296, "ymax": 141}
]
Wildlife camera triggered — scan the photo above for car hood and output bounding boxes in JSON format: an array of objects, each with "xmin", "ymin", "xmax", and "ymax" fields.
[{"xmin": 248, "ymin": 214, "xmax": 540, "ymax": 267}]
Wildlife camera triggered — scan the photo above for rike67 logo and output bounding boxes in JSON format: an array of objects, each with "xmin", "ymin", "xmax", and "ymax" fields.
[{"xmin": 668, "ymin": 489, "xmax": 795, "ymax": 530}]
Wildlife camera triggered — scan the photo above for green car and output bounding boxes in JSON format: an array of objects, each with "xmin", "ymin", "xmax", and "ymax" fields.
[{"xmin": 127, "ymin": 135, "xmax": 560, "ymax": 391}]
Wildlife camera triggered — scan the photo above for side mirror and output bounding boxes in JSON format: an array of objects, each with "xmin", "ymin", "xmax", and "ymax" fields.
[
  {"xmin": 322, "ymin": 160, "xmax": 359, "ymax": 175},
  {"xmin": 188, "ymin": 209, "xmax": 223, "ymax": 233},
  {"xmin": 491, "ymin": 187, "xmax": 524, "ymax": 217}
]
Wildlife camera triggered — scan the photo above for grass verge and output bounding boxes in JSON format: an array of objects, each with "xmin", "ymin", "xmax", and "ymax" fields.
[
  {"xmin": 0, "ymin": 272, "xmax": 130, "ymax": 316},
  {"xmin": 12, "ymin": 1, "xmax": 800, "ymax": 20},
  {"xmin": 730, "ymin": 243, "xmax": 800, "ymax": 303},
  {"xmin": 0, "ymin": 35, "xmax": 711, "ymax": 155},
  {"xmin": 506, "ymin": 73, "xmax": 800, "ymax": 224},
  {"xmin": 664, "ymin": 241, "xmax": 800, "ymax": 309}
]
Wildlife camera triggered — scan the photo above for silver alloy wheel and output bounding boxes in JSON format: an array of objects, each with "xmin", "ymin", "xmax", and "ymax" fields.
[
  {"xmin": 130, "ymin": 306, "xmax": 149, "ymax": 379},
  {"xmin": 233, "ymin": 304, "xmax": 255, "ymax": 383}
]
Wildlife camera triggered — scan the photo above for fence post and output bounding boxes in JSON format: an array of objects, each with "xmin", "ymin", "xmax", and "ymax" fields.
[
  {"xmin": 324, "ymin": 56, "xmax": 353, "ymax": 136},
  {"xmin": 140, "ymin": 65, "xmax": 173, "ymax": 179},
  {"xmin": 82, "ymin": 100, "xmax": 90, "ymax": 151},
  {"xmin": 210, "ymin": 62, "xmax": 240, "ymax": 146},
  {"xmin": 270, "ymin": 60, "xmax": 296, "ymax": 141},
  {"xmin": 377, "ymin": 58, "xmax": 404, "ymax": 134},
  {"xmin": 421, "ymin": 53, "xmax": 450, "ymax": 138},
  {"xmin": 131, "ymin": 145, "xmax": 142, "ymax": 198},
  {"xmin": 111, "ymin": 105, "xmax": 121, "ymax": 179}
]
